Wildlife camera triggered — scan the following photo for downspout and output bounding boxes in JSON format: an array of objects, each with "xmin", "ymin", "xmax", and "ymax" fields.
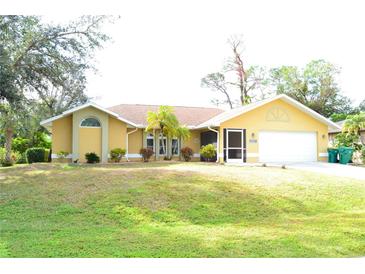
[
  {"xmin": 208, "ymin": 126, "xmax": 220, "ymax": 163},
  {"xmin": 126, "ymin": 127, "xmax": 138, "ymax": 162}
]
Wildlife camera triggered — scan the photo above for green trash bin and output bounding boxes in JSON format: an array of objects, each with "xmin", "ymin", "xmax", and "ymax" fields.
[
  {"xmin": 338, "ymin": 147, "xmax": 354, "ymax": 165},
  {"xmin": 327, "ymin": 148, "xmax": 338, "ymax": 163}
]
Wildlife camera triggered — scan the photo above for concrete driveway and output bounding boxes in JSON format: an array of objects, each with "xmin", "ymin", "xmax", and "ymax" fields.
[{"xmin": 285, "ymin": 162, "xmax": 365, "ymax": 180}]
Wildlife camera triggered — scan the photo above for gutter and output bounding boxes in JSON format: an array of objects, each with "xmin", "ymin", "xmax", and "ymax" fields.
[
  {"xmin": 208, "ymin": 126, "xmax": 220, "ymax": 163},
  {"xmin": 126, "ymin": 128, "xmax": 138, "ymax": 161}
]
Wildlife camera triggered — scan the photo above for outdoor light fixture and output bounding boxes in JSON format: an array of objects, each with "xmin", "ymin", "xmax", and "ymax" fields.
[
  {"xmin": 322, "ymin": 134, "xmax": 326, "ymax": 139},
  {"xmin": 251, "ymin": 132, "xmax": 255, "ymax": 138}
]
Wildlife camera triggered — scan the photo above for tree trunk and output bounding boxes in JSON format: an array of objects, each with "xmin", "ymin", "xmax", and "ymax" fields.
[
  {"xmin": 160, "ymin": 132, "xmax": 166, "ymax": 156},
  {"xmin": 5, "ymin": 127, "xmax": 13, "ymax": 163}
]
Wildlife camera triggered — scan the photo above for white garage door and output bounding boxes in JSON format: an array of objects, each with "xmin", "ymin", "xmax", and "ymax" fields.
[{"xmin": 259, "ymin": 131, "xmax": 317, "ymax": 163}]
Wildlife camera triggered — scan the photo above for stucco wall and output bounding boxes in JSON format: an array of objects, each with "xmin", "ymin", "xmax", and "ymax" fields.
[
  {"xmin": 182, "ymin": 129, "xmax": 202, "ymax": 159},
  {"xmin": 127, "ymin": 128, "xmax": 143, "ymax": 155},
  {"xmin": 72, "ymin": 107, "xmax": 109, "ymax": 163},
  {"xmin": 219, "ymin": 99, "xmax": 329, "ymax": 163},
  {"xmin": 79, "ymin": 127, "xmax": 102, "ymax": 163},
  {"xmin": 109, "ymin": 116, "xmax": 127, "ymax": 151},
  {"xmin": 52, "ymin": 115, "xmax": 73, "ymax": 160}
]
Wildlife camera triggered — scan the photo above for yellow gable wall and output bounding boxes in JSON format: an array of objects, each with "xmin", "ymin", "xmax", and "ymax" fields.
[
  {"xmin": 108, "ymin": 116, "xmax": 127, "ymax": 151},
  {"xmin": 52, "ymin": 115, "xmax": 72, "ymax": 155},
  {"xmin": 79, "ymin": 127, "xmax": 102, "ymax": 163},
  {"xmin": 219, "ymin": 99, "xmax": 328, "ymax": 163}
]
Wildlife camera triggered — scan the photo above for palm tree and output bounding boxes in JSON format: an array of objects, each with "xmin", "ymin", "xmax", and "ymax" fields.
[
  {"xmin": 146, "ymin": 106, "xmax": 191, "ymax": 158},
  {"xmin": 343, "ymin": 112, "xmax": 365, "ymax": 145}
]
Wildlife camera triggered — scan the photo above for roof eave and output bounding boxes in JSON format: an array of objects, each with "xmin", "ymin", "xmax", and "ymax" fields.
[{"xmin": 39, "ymin": 102, "xmax": 140, "ymax": 128}]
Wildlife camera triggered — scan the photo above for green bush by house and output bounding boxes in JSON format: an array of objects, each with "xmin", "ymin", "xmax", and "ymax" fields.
[
  {"xmin": 85, "ymin": 152, "xmax": 100, "ymax": 164},
  {"xmin": 110, "ymin": 148, "xmax": 126, "ymax": 163},
  {"xmin": 25, "ymin": 147, "xmax": 49, "ymax": 164},
  {"xmin": 200, "ymin": 144, "xmax": 216, "ymax": 161}
]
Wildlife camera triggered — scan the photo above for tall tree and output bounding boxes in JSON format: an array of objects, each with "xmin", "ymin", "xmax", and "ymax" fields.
[
  {"xmin": 269, "ymin": 60, "xmax": 353, "ymax": 117},
  {"xmin": 146, "ymin": 106, "xmax": 190, "ymax": 158},
  {"xmin": 0, "ymin": 15, "xmax": 114, "ymax": 163},
  {"xmin": 201, "ymin": 73, "xmax": 233, "ymax": 109},
  {"xmin": 201, "ymin": 36, "xmax": 268, "ymax": 109},
  {"xmin": 0, "ymin": 15, "xmax": 113, "ymax": 104},
  {"xmin": 0, "ymin": 101, "xmax": 23, "ymax": 165}
]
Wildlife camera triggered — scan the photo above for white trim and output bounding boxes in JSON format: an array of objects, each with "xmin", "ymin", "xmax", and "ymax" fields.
[
  {"xmin": 208, "ymin": 126, "xmax": 220, "ymax": 163},
  {"xmin": 319, "ymin": 152, "xmax": 328, "ymax": 157},
  {"xmin": 51, "ymin": 153, "xmax": 73, "ymax": 159},
  {"xmin": 247, "ymin": 153, "xmax": 259, "ymax": 157},
  {"xmin": 193, "ymin": 153, "xmax": 200, "ymax": 157},
  {"xmin": 195, "ymin": 94, "xmax": 341, "ymax": 130},
  {"xmin": 226, "ymin": 129, "xmax": 244, "ymax": 163},
  {"xmin": 40, "ymin": 102, "xmax": 139, "ymax": 128},
  {"xmin": 40, "ymin": 113, "xmax": 64, "ymax": 127},
  {"xmin": 126, "ymin": 154, "xmax": 142, "ymax": 158}
]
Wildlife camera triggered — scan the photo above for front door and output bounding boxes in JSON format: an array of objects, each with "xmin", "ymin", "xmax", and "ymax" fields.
[{"xmin": 226, "ymin": 129, "xmax": 244, "ymax": 163}]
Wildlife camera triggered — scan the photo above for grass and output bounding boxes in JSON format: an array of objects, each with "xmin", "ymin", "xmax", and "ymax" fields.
[{"xmin": 0, "ymin": 162, "xmax": 365, "ymax": 258}]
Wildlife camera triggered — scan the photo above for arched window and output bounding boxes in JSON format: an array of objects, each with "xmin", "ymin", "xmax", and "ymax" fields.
[{"xmin": 80, "ymin": 117, "xmax": 101, "ymax": 127}]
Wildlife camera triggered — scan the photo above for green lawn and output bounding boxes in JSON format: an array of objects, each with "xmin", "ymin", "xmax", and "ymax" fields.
[{"xmin": 1, "ymin": 162, "xmax": 365, "ymax": 258}]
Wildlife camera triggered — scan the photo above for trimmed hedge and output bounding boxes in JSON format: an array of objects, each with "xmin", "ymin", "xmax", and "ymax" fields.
[{"xmin": 25, "ymin": 148, "xmax": 49, "ymax": 164}]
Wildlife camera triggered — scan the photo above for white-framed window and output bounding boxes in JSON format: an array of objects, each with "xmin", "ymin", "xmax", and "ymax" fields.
[
  {"xmin": 172, "ymin": 138, "xmax": 179, "ymax": 155},
  {"xmin": 146, "ymin": 133, "xmax": 154, "ymax": 151},
  {"xmin": 80, "ymin": 117, "xmax": 101, "ymax": 127},
  {"xmin": 159, "ymin": 136, "xmax": 167, "ymax": 155}
]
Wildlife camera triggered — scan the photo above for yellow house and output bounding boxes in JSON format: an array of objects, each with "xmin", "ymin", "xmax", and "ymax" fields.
[{"xmin": 40, "ymin": 94, "xmax": 340, "ymax": 164}]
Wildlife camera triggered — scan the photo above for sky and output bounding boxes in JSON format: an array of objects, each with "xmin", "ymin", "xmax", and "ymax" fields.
[{"xmin": 8, "ymin": 0, "xmax": 365, "ymax": 109}]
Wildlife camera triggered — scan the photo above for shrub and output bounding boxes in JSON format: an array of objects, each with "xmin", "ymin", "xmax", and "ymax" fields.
[
  {"xmin": 361, "ymin": 146, "xmax": 365, "ymax": 163},
  {"xmin": 16, "ymin": 153, "xmax": 27, "ymax": 164},
  {"xmin": 12, "ymin": 137, "xmax": 30, "ymax": 154},
  {"xmin": 0, "ymin": 148, "xmax": 14, "ymax": 166},
  {"xmin": 180, "ymin": 146, "xmax": 193, "ymax": 162},
  {"xmin": 0, "ymin": 148, "xmax": 26, "ymax": 166},
  {"xmin": 200, "ymin": 144, "xmax": 216, "ymax": 161},
  {"xmin": 334, "ymin": 133, "xmax": 360, "ymax": 149},
  {"xmin": 85, "ymin": 152, "xmax": 100, "ymax": 164},
  {"xmin": 0, "ymin": 148, "xmax": 5, "ymax": 164},
  {"xmin": 2, "ymin": 159, "xmax": 13, "ymax": 167},
  {"xmin": 110, "ymin": 148, "xmax": 126, "ymax": 163},
  {"xmin": 25, "ymin": 148, "xmax": 47, "ymax": 164},
  {"xmin": 140, "ymin": 148, "xmax": 154, "ymax": 162}
]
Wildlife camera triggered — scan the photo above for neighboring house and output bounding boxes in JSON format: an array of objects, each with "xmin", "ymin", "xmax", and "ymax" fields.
[
  {"xmin": 40, "ymin": 94, "xmax": 340, "ymax": 164},
  {"xmin": 328, "ymin": 120, "xmax": 365, "ymax": 145}
]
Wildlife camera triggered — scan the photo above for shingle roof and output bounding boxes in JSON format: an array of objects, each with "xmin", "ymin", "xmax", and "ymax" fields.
[{"xmin": 107, "ymin": 104, "xmax": 225, "ymax": 127}]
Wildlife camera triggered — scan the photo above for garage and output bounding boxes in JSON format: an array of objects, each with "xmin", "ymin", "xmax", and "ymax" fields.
[{"xmin": 259, "ymin": 131, "xmax": 317, "ymax": 163}]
